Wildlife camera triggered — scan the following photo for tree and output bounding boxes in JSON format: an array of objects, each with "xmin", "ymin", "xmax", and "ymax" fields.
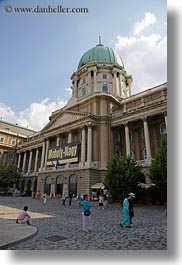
[
  {"xmin": 149, "ymin": 137, "xmax": 167, "ymax": 203},
  {"xmin": 0, "ymin": 165, "xmax": 22, "ymax": 193},
  {"xmin": 104, "ymin": 155, "xmax": 145, "ymax": 201}
]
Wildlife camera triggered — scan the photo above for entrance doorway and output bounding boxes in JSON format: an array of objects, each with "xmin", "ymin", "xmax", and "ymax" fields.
[
  {"xmin": 56, "ymin": 175, "xmax": 64, "ymax": 195},
  {"xmin": 69, "ymin": 175, "xmax": 77, "ymax": 197},
  {"xmin": 45, "ymin": 176, "xmax": 51, "ymax": 195}
]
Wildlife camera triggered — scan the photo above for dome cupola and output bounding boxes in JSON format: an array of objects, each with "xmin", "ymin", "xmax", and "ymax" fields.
[
  {"xmin": 78, "ymin": 39, "xmax": 124, "ymax": 69},
  {"xmin": 67, "ymin": 39, "xmax": 132, "ymax": 109}
]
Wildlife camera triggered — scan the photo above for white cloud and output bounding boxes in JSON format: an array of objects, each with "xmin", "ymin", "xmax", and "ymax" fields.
[
  {"xmin": 114, "ymin": 13, "xmax": 166, "ymax": 94},
  {"xmin": 0, "ymin": 97, "xmax": 68, "ymax": 132},
  {"xmin": 133, "ymin": 12, "xmax": 157, "ymax": 35},
  {"xmin": 0, "ymin": 103, "xmax": 17, "ymax": 123}
]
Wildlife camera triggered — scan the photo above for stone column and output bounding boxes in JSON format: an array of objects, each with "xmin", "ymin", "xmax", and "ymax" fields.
[
  {"xmin": 68, "ymin": 131, "xmax": 72, "ymax": 143},
  {"xmin": 17, "ymin": 153, "xmax": 21, "ymax": 169},
  {"xmin": 164, "ymin": 112, "xmax": 167, "ymax": 128},
  {"xmin": 118, "ymin": 73, "xmax": 122, "ymax": 96},
  {"xmin": 34, "ymin": 148, "xmax": 39, "ymax": 173},
  {"xmin": 143, "ymin": 117, "xmax": 152, "ymax": 160},
  {"xmin": 40, "ymin": 140, "xmax": 46, "ymax": 170},
  {"xmin": 56, "ymin": 134, "xmax": 60, "ymax": 146},
  {"xmin": 73, "ymin": 76, "xmax": 78, "ymax": 97},
  {"xmin": 81, "ymin": 126, "xmax": 86, "ymax": 164},
  {"xmin": 112, "ymin": 71, "xmax": 117, "ymax": 95},
  {"xmin": 93, "ymin": 70, "xmax": 97, "ymax": 92},
  {"xmin": 44, "ymin": 138, "xmax": 50, "ymax": 169},
  {"xmin": 87, "ymin": 124, "xmax": 92, "ymax": 164},
  {"xmin": 28, "ymin": 150, "xmax": 33, "ymax": 174},
  {"xmin": 22, "ymin": 151, "xmax": 27, "ymax": 173},
  {"xmin": 88, "ymin": 70, "xmax": 92, "ymax": 94},
  {"xmin": 124, "ymin": 122, "xmax": 130, "ymax": 157}
]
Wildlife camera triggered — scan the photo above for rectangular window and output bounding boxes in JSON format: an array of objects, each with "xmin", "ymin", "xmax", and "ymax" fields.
[
  {"xmin": 11, "ymin": 140, "xmax": 16, "ymax": 146},
  {"xmin": 0, "ymin": 137, "xmax": 4, "ymax": 143},
  {"xmin": 8, "ymin": 153, "xmax": 14, "ymax": 160},
  {"xmin": 103, "ymin": 74, "xmax": 107, "ymax": 79}
]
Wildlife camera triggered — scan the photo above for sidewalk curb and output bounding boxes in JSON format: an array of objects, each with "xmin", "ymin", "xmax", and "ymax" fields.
[{"xmin": 0, "ymin": 222, "xmax": 38, "ymax": 250}]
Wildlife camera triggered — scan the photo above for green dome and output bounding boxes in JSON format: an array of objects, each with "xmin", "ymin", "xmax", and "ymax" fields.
[{"xmin": 78, "ymin": 44, "xmax": 124, "ymax": 69}]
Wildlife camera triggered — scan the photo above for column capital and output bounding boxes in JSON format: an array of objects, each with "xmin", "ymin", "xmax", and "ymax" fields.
[
  {"xmin": 80, "ymin": 125, "xmax": 86, "ymax": 129},
  {"xmin": 122, "ymin": 121, "xmax": 129, "ymax": 126},
  {"xmin": 86, "ymin": 122, "xmax": 94, "ymax": 128},
  {"xmin": 142, "ymin": 116, "xmax": 148, "ymax": 122}
]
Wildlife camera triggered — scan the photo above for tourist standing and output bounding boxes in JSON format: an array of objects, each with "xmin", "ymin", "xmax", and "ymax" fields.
[
  {"xmin": 128, "ymin": 192, "xmax": 135, "ymax": 225},
  {"xmin": 82, "ymin": 194, "xmax": 92, "ymax": 232}
]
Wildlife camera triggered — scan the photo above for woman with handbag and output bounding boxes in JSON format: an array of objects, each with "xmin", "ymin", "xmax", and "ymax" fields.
[{"xmin": 82, "ymin": 194, "xmax": 92, "ymax": 232}]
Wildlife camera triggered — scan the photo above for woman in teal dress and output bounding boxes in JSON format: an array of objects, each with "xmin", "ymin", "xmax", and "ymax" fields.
[{"xmin": 120, "ymin": 194, "xmax": 131, "ymax": 228}]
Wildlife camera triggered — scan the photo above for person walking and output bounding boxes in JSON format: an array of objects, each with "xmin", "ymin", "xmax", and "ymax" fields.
[
  {"xmin": 16, "ymin": 206, "xmax": 33, "ymax": 225},
  {"xmin": 120, "ymin": 194, "xmax": 131, "ymax": 229},
  {"xmin": 82, "ymin": 194, "xmax": 92, "ymax": 232},
  {"xmin": 98, "ymin": 195, "xmax": 104, "ymax": 209},
  {"xmin": 62, "ymin": 193, "xmax": 66, "ymax": 206},
  {"xmin": 128, "ymin": 192, "xmax": 135, "ymax": 225},
  {"xmin": 77, "ymin": 193, "xmax": 82, "ymax": 208},
  {"xmin": 43, "ymin": 193, "xmax": 47, "ymax": 204},
  {"xmin": 69, "ymin": 192, "xmax": 73, "ymax": 206}
]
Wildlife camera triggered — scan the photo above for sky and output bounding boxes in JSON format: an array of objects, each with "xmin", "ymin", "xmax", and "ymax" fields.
[{"xmin": 0, "ymin": 0, "xmax": 167, "ymax": 131}]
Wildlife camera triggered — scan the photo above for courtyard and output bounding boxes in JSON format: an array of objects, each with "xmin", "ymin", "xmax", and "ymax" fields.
[{"xmin": 0, "ymin": 196, "xmax": 167, "ymax": 250}]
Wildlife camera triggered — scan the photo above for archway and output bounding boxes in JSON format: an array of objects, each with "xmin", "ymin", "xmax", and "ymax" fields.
[
  {"xmin": 20, "ymin": 180, "xmax": 25, "ymax": 192},
  {"xmin": 45, "ymin": 176, "xmax": 51, "ymax": 195},
  {"xmin": 56, "ymin": 175, "xmax": 64, "ymax": 195},
  {"xmin": 26, "ymin": 179, "xmax": 31, "ymax": 196},
  {"xmin": 69, "ymin": 175, "xmax": 77, "ymax": 197},
  {"xmin": 33, "ymin": 179, "xmax": 37, "ymax": 193}
]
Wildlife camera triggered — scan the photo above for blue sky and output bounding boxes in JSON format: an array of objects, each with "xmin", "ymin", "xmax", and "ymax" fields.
[{"xmin": 0, "ymin": 0, "xmax": 167, "ymax": 131}]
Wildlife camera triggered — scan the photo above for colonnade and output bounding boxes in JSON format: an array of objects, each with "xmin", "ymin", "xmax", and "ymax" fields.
[
  {"xmin": 123, "ymin": 113, "xmax": 167, "ymax": 160},
  {"xmin": 16, "ymin": 123, "xmax": 94, "ymax": 175},
  {"xmin": 72, "ymin": 67, "xmax": 131, "ymax": 98}
]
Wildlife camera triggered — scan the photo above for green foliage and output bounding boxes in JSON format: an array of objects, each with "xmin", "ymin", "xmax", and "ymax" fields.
[
  {"xmin": 149, "ymin": 137, "xmax": 167, "ymax": 202},
  {"xmin": 0, "ymin": 165, "xmax": 22, "ymax": 192},
  {"xmin": 104, "ymin": 155, "xmax": 145, "ymax": 201}
]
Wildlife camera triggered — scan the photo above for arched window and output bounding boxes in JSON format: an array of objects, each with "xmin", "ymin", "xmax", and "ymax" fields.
[
  {"xmin": 56, "ymin": 175, "xmax": 64, "ymax": 195},
  {"xmin": 27, "ymin": 179, "xmax": 31, "ymax": 196},
  {"xmin": 160, "ymin": 123, "xmax": 167, "ymax": 134},
  {"xmin": 130, "ymin": 150, "xmax": 135, "ymax": 159},
  {"xmin": 81, "ymin": 87, "xmax": 86, "ymax": 97},
  {"xmin": 129, "ymin": 132, "xmax": 132, "ymax": 142},
  {"xmin": 143, "ymin": 148, "xmax": 147, "ymax": 160},
  {"xmin": 69, "ymin": 175, "xmax": 77, "ymax": 197},
  {"xmin": 141, "ymin": 128, "xmax": 145, "ymax": 139},
  {"xmin": 45, "ymin": 176, "xmax": 51, "ymax": 195},
  {"xmin": 102, "ymin": 85, "xmax": 108, "ymax": 92}
]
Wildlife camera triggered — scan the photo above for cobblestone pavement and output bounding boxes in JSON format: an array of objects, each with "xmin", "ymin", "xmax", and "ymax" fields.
[{"xmin": 0, "ymin": 197, "xmax": 167, "ymax": 250}]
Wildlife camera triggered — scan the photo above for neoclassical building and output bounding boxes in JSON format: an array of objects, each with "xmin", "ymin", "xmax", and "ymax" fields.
[
  {"xmin": 15, "ymin": 42, "xmax": 167, "ymax": 197},
  {"xmin": 0, "ymin": 120, "xmax": 35, "ymax": 167}
]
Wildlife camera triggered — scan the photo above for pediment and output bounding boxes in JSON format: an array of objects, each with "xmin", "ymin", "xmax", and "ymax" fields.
[{"xmin": 42, "ymin": 110, "xmax": 87, "ymax": 132}]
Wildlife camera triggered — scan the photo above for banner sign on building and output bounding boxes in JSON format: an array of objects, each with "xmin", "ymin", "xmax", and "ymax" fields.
[{"xmin": 47, "ymin": 141, "xmax": 81, "ymax": 166}]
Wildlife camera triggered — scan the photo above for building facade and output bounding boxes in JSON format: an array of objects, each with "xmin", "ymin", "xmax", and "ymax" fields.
[
  {"xmin": 0, "ymin": 120, "xmax": 35, "ymax": 167},
  {"xmin": 14, "ymin": 42, "xmax": 167, "ymax": 197}
]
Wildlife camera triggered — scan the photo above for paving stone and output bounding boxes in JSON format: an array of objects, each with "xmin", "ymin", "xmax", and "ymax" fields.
[{"xmin": 0, "ymin": 197, "xmax": 167, "ymax": 250}]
